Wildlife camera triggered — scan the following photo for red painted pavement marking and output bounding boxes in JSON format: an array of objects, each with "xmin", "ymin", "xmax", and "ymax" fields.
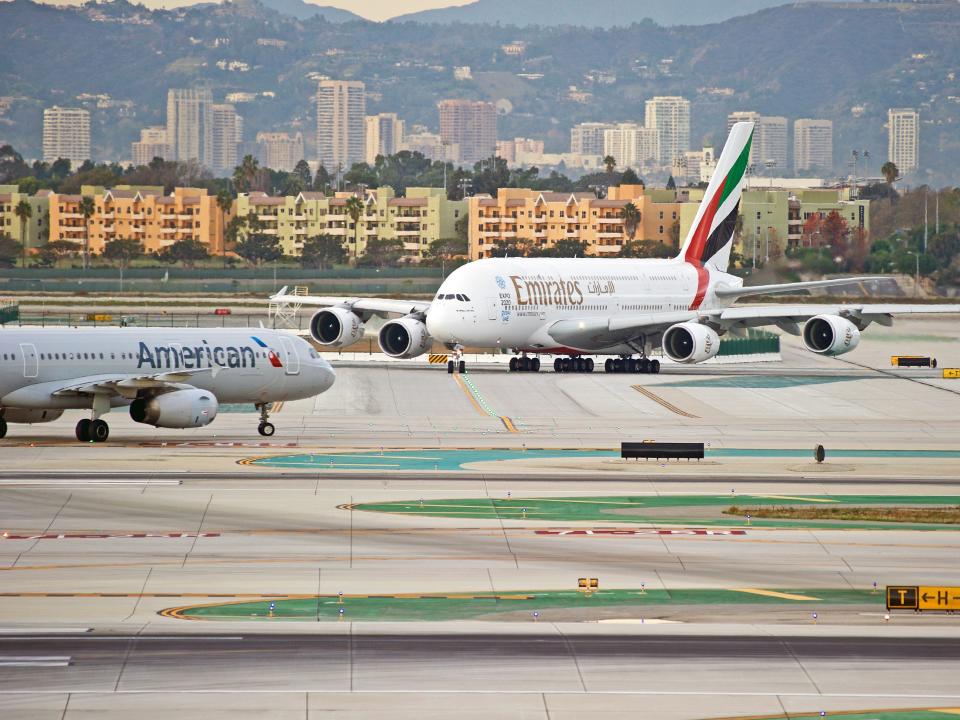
[
  {"xmin": 1, "ymin": 532, "xmax": 221, "ymax": 540},
  {"xmin": 535, "ymin": 529, "xmax": 746, "ymax": 536}
]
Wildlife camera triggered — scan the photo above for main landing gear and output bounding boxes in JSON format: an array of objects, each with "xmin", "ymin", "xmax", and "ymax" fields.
[
  {"xmin": 509, "ymin": 356, "xmax": 540, "ymax": 373},
  {"xmin": 76, "ymin": 418, "xmax": 110, "ymax": 443},
  {"xmin": 604, "ymin": 357, "xmax": 661, "ymax": 374},
  {"xmin": 256, "ymin": 403, "xmax": 276, "ymax": 437},
  {"xmin": 554, "ymin": 357, "xmax": 594, "ymax": 374}
]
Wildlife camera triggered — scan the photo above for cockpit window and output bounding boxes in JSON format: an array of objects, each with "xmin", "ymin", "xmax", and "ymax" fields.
[
  {"xmin": 455, "ymin": 294, "xmax": 465, "ymax": 301},
  {"xmin": 462, "ymin": 295, "xmax": 470, "ymax": 302}
]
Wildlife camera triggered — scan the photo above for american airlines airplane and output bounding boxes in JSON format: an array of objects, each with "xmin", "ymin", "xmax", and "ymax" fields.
[
  {"xmin": 272, "ymin": 122, "xmax": 959, "ymax": 374},
  {"xmin": 0, "ymin": 328, "xmax": 335, "ymax": 442}
]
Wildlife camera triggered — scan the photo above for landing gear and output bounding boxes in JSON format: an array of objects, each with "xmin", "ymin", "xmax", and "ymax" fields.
[
  {"xmin": 0, "ymin": 418, "xmax": 6, "ymax": 439},
  {"xmin": 256, "ymin": 403, "xmax": 276, "ymax": 437},
  {"xmin": 554, "ymin": 356, "xmax": 594, "ymax": 374},
  {"xmin": 447, "ymin": 347, "xmax": 467, "ymax": 374},
  {"xmin": 509, "ymin": 355, "xmax": 540, "ymax": 373},
  {"xmin": 604, "ymin": 356, "xmax": 661, "ymax": 374},
  {"xmin": 76, "ymin": 417, "xmax": 110, "ymax": 442}
]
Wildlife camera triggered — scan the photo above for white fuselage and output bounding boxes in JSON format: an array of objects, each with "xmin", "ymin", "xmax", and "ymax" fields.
[
  {"xmin": 0, "ymin": 327, "xmax": 335, "ymax": 411},
  {"xmin": 426, "ymin": 257, "xmax": 736, "ymax": 354}
]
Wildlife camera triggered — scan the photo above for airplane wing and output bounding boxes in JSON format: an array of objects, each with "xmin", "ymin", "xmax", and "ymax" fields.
[
  {"xmin": 708, "ymin": 303, "xmax": 960, "ymax": 335},
  {"xmin": 51, "ymin": 368, "xmax": 218, "ymax": 400},
  {"xmin": 270, "ymin": 287, "xmax": 429, "ymax": 317},
  {"xmin": 712, "ymin": 277, "xmax": 886, "ymax": 299}
]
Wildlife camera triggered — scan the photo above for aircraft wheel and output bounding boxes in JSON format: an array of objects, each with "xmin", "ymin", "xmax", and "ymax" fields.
[
  {"xmin": 509, "ymin": 357, "xmax": 518, "ymax": 372},
  {"xmin": 640, "ymin": 358, "xmax": 651, "ymax": 374},
  {"xmin": 626, "ymin": 359, "xmax": 636, "ymax": 373},
  {"xmin": 651, "ymin": 359, "xmax": 661, "ymax": 374},
  {"xmin": 447, "ymin": 360, "xmax": 455, "ymax": 374},
  {"xmin": 258, "ymin": 422, "xmax": 276, "ymax": 437},
  {"xmin": 586, "ymin": 358, "xmax": 595, "ymax": 373},
  {"xmin": 553, "ymin": 358, "xmax": 562, "ymax": 373},
  {"xmin": 90, "ymin": 419, "xmax": 110, "ymax": 443},
  {"xmin": 76, "ymin": 419, "xmax": 91, "ymax": 442},
  {"xmin": 613, "ymin": 359, "xmax": 624, "ymax": 373},
  {"xmin": 459, "ymin": 361, "xmax": 466, "ymax": 374},
  {"xmin": 0, "ymin": 418, "xmax": 7, "ymax": 439},
  {"xmin": 561, "ymin": 358, "xmax": 571, "ymax": 373},
  {"xmin": 604, "ymin": 359, "xmax": 612, "ymax": 373}
]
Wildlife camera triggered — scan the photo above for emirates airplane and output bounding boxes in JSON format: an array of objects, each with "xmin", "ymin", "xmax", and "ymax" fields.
[{"xmin": 272, "ymin": 122, "xmax": 958, "ymax": 374}]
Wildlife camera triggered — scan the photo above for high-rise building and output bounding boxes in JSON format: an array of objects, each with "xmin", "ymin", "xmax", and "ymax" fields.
[
  {"xmin": 570, "ymin": 122, "xmax": 613, "ymax": 156},
  {"xmin": 256, "ymin": 132, "xmax": 305, "ymax": 173},
  {"xmin": 42, "ymin": 107, "xmax": 91, "ymax": 167},
  {"xmin": 602, "ymin": 123, "xmax": 659, "ymax": 170},
  {"xmin": 888, "ymin": 108, "xmax": 919, "ymax": 173},
  {"xmin": 211, "ymin": 104, "xmax": 241, "ymax": 175},
  {"xmin": 794, "ymin": 119, "xmax": 833, "ymax": 172},
  {"xmin": 365, "ymin": 113, "xmax": 405, "ymax": 164},
  {"xmin": 131, "ymin": 126, "xmax": 171, "ymax": 167},
  {"xmin": 438, "ymin": 100, "xmax": 497, "ymax": 165},
  {"xmin": 645, "ymin": 96, "xmax": 690, "ymax": 167},
  {"xmin": 316, "ymin": 80, "xmax": 366, "ymax": 172},
  {"xmin": 727, "ymin": 112, "xmax": 787, "ymax": 172},
  {"xmin": 166, "ymin": 88, "xmax": 213, "ymax": 167}
]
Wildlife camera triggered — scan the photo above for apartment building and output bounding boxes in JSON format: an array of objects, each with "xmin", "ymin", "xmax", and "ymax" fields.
[
  {"xmin": 234, "ymin": 187, "xmax": 465, "ymax": 261},
  {"xmin": 166, "ymin": 88, "xmax": 214, "ymax": 167},
  {"xmin": 131, "ymin": 126, "xmax": 171, "ymax": 167},
  {"xmin": 42, "ymin": 107, "xmax": 91, "ymax": 167},
  {"xmin": 727, "ymin": 112, "xmax": 788, "ymax": 172},
  {"xmin": 794, "ymin": 119, "xmax": 833, "ymax": 172},
  {"xmin": 255, "ymin": 132, "xmax": 304, "ymax": 173},
  {"xmin": 570, "ymin": 122, "xmax": 613, "ymax": 156},
  {"xmin": 468, "ymin": 185, "xmax": 682, "ymax": 260},
  {"xmin": 888, "ymin": 108, "xmax": 919, "ymax": 173},
  {"xmin": 47, "ymin": 185, "xmax": 225, "ymax": 256},
  {"xmin": 211, "ymin": 104, "xmax": 242, "ymax": 175},
  {"xmin": 0, "ymin": 185, "xmax": 50, "ymax": 253},
  {"xmin": 316, "ymin": 80, "xmax": 366, "ymax": 171},
  {"xmin": 602, "ymin": 123, "xmax": 659, "ymax": 170},
  {"xmin": 365, "ymin": 113, "xmax": 405, "ymax": 164},
  {"xmin": 438, "ymin": 99, "xmax": 497, "ymax": 165},
  {"xmin": 496, "ymin": 138, "xmax": 545, "ymax": 164},
  {"xmin": 645, "ymin": 96, "xmax": 690, "ymax": 166}
]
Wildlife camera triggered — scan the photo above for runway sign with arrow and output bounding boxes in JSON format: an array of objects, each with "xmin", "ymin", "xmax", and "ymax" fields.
[{"xmin": 887, "ymin": 586, "xmax": 960, "ymax": 611}]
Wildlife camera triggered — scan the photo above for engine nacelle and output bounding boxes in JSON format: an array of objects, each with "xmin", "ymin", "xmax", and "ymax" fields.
[
  {"xmin": 2, "ymin": 408, "xmax": 64, "ymax": 424},
  {"xmin": 378, "ymin": 317, "xmax": 432, "ymax": 359},
  {"xmin": 130, "ymin": 389, "xmax": 219, "ymax": 429},
  {"xmin": 662, "ymin": 322, "xmax": 721, "ymax": 364},
  {"xmin": 802, "ymin": 315, "xmax": 861, "ymax": 356},
  {"xmin": 309, "ymin": 307, "xmax": 364, "ymax": 349}
]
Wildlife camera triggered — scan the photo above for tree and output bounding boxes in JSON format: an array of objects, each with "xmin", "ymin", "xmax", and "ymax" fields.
[
  {"xmin": 620, "ymin": 202, "xmax": 641, "ymax": 240},
  {"xmin": 235, "ymin": 232, "xmax": 283, "ymax": 266},
  {"xmin": 215, "ymin": 189, "xmax": 234, "ymax": 261},
  {"xmin": 34, "ymin": 239, "xmax": 77, "ymax": 268},
  {"xmin": 620, "ymin": 168, "xmax": 643, "ymax": 186},
  {"xmin": 345, "ymin": 195, "xmax": 365, "ymax": 261},
  {"xmin": 157, "ymin": 239, "xmax": 210, "ymax": 268},
  {"xmin": 620, "ymin": 239, "xmax": 672, "ymax": 259},
  {"xmin": 821, "ymin": 210, "xmax": 849, "ymax": 249},
  {"xmin": 603, "ymin": 155, "xmax": 616, "ymax": 174},
  {"xmin": 13, "ymin": 199, "xmax": 32, "ymax": 267},
  {"xmin": 0, "ymin": 233, "xmax": 22, "ymax": 268},
  {"xmin": 313, "ymin": 164, "xmax": 331, "ymax": 193},
  {"xmin": 881, "ymin": 161, "xmax": 899, "ymax": 185},
  {"xmin": 358, "ymin": 238, "xmax": 404, "ymax": 268},
  {"xmin": 293, "ymin": 159, "xmax": 312, "ymax": 188},
  {"xmin": 543, "ymin": 238, "xmax": 590, "ymax": 258},
  {"xmin": 102, "ymin": 238, "xmax": 144, "ymax": 269},
  {"xmin": 300, "ymin": 234, "xmax": 346, "ymax": 270},
  {"xmin": 79, "ymin": 196, "xmax": 95, "ymax": 270},
  {"xmin": 666, "ymin": 175, "xmax": 677, "ymax": 190},
  {"xmin": 668, "ymin": 218, "xmax": 681, "ymax": 249},
  {"xmin": 233, "ymin": 154, "xmax": 260, "ymax": 193},
  {"xmin": 425, "ymin": 236, "xmax": 468, "ymax": 266},
  {"xmin": 490, "ymin": 237, "xmax": 534, "ymax": 257}
]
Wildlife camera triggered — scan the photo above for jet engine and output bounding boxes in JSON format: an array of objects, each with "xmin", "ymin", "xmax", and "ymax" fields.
[
  {"xmin": 378, "ymin": 317, "xmax": 432, "ymax": 359},
  {"xmin": 130, "ymin": 389, "xmax": 219, "ymax": 429},
  {"xmin": 309, "ymin": 308, "xmax": 364, "ymax": 349},
  {"xmin": 662, "ymin": 322, "xmax": 721, "ymax": 364},
  {"xmin": 802, "ymin": 315, "xmax": 861, "ymax": 356},
  {"xmin": 1, "ymin": 408, "xmax": 64, "ymax": 424}
]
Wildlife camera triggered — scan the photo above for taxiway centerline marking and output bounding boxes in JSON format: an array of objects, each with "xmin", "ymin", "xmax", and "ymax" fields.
[
  {"xmin": 733, "ymin": 589, "xmax": 821, "ymax": 601},
  {"xmin": 632, "ymin": 385, "xmax": 700, "ymax": 418}
]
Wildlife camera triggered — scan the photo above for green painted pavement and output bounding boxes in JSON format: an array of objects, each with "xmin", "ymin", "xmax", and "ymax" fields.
[
  {"xmin": 725, "ymin": 712, "xmax": 960, "ymax": 720},
  {"xmin": 177, "ymin": 588, "xmax": 881, "ymax": 622},
  {"xmin": 249, "ymin": 447, "xmax": 960, "ymax": 472},
  {"xmin": 350, "ymin": 495, "xmax": 960, "ymax": 530}
]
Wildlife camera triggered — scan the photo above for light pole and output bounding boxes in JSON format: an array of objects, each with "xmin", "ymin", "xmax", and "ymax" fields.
[{"xmin": 908, "ymin": 250, "xmax": 920, "ymax": 298}]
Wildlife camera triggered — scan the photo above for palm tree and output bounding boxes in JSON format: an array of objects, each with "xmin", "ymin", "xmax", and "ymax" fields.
[
  {"xmin": 345, "ymin": 195, "xmax": 364, "ymax": 261},
  {"xmin": 620, "ymin": 202, "xmax": 641, "ymax": 240},
  {"xmin": 881, "ymin": 161, "xmax": 899, "ymax": 185},
  {"xmin": 79, "ymin": 196, "xmax": 95, "ymax": 270},
  {"xmin": 13, "ymin": 199, "xmax": 32, "ymax": 267},
  {"xmin": 232, "ymin": 155, "xmax": 260, "ymax": 193},
  {"xmin": 215, "ymin": 189, "xmax": 234, "ymax": 264},
  {"xmin": 603, "ymin": 155, "xmax": 616, "ymax": 174}
]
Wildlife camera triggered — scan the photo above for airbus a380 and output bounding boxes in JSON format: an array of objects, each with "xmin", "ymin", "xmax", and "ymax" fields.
[
  {"xmin": 0, "ymin": 328, "xmax": 334, "ymax": 441},
  {"xmin": 272, "ymin": 122, "xmax": 959, "ymax": 374}
]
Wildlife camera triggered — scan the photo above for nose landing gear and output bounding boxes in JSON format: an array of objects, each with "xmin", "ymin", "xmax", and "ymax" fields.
[
  {"xmin": 446, "ymin": 346, "xmax": 467, "ymax": 374},
  {"xmin": 256, "ymin": 403, "xmax": 276, "ymax": 437}
]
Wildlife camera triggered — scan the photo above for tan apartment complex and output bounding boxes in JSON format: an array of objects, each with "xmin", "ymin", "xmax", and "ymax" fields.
[
  {"xmin": 468, "ymin": 185, "xmax": 682, "ymax": 260},
  {"xmin": 47, "ymin": 186, "xmax": 225, "ymax": 256}
]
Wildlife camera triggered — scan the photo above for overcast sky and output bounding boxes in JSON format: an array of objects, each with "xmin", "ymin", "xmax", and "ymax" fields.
[{"xmin": 28, "ymin": 0, "xmax": 473, "ymax": 19}]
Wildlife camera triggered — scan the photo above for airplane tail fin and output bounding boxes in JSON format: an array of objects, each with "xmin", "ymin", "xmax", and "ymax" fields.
[{"xmin": 677, "ymin": 121, "xmax": 754, "ymax": 273}]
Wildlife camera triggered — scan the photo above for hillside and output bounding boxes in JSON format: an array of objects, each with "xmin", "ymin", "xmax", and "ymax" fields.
[
  {"xmin": 0, "ymin": 0, "xmax": 957, "ymax": 184},
  {"xmin": 393, "ymin": 0, "xmax": 848, "ymax": 28},
  {"xmin": 257, "ymin": 0, "xmax": 364, "ymax": 22}
]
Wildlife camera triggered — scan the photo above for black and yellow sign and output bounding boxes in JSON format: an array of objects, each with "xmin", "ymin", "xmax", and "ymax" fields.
[
  {"xmin": 887, "ymin": 586, "xmax": 960, "ymax": 611},
  {"xmin": 578, "ymin": 578, "xmax": 599, "ymax": 592},
  {"xmin": 886, "ymin": 586, "xmax": 918, "ymax": 610},
  {"xmin": 943, "ymin": 369, "xmax": 960, "ymax": 379}
]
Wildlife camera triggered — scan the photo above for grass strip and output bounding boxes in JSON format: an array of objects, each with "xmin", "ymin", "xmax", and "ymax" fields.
[{"xmin": 725, "ymin": 505, "xmax": 960, "ymax": 524}]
